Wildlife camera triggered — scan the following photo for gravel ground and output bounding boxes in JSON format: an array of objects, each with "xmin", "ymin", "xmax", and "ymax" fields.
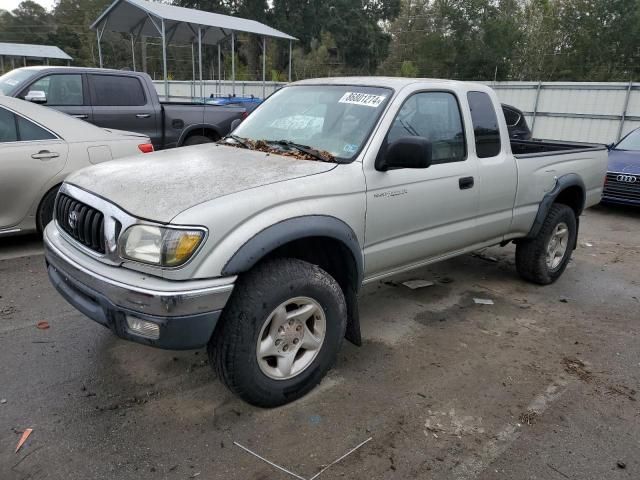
[{"xmin": 0, "ymin": 204, "xmax": 638, "ymax": 480}]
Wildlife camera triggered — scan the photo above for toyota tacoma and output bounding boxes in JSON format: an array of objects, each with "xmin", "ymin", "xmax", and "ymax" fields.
[{"xmin": 44, "ymin": 77, "xmax": 608, "ymax": 407}]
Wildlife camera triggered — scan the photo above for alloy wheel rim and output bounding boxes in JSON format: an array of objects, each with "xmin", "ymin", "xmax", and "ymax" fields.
[
  {"xmin": 546, "ymin": 222, "xmax": 569, "ymax": 270},
  {"xmin": 256, "ymin": 296, "xmax": 326, "ymax": 380}
]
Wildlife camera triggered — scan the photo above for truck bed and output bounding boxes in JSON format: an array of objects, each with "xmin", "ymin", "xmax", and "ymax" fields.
[{"xmin": 511, "ymin": 139, "xmax": 607, "ymax": 158}]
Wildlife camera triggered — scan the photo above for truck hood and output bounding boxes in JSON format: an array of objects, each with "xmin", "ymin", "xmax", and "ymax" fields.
[{"xmin": 66, "ymin": 143, "xmax": 337, "ymax": 222}]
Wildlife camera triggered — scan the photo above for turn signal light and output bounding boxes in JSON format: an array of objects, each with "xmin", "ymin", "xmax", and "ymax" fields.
[{"xmin": 138, "ymin": 143, "xmax": 154, "ymax": 153}]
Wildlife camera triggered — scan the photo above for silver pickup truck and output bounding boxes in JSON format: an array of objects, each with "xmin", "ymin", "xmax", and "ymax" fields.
[{"xmin": 43, "ymin": 77, "xmax": 607, "ymax": 407}]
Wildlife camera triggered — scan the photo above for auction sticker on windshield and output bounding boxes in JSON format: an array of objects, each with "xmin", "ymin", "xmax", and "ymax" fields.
[{"xmin": 339, "ymin": 92, "xmax": 386, "ymax": 108}]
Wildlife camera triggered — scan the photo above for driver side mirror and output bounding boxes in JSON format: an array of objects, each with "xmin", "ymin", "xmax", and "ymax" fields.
[
  {"xmin": 25, "ymin": 90, "xmax": 47, "ymax": 104},
  {"xmin": 606, "ymin": 142, "xmax": 615, "ymax": 151},
  {"xmin": 376, "ymin": 136, "xmax": 432, "ymax": 171}
]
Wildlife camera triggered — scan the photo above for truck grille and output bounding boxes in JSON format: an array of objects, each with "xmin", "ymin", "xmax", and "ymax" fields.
[
  {"xmin": 603, "ymin": 172, "xmax": 640, "ymax": 202},
  {"xmin": 56, "ymin": 193, "xmax": 106, "ymax": 253}
]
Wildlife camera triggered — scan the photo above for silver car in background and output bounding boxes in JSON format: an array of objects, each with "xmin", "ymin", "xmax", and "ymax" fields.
[{"xmin": 0, "ymin": 96, "xmax": 153, "ymax": 236}]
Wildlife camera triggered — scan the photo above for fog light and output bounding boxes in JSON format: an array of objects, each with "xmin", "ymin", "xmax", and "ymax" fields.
[{"xmin": 126, "ymin": 316, "xmax": 160, "ymax": 340}]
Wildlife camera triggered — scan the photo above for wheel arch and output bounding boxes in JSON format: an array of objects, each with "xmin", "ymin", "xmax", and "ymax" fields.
[
  {"xmin": 222, "ymin": 215, "xmax": 364, "ymax": 345},
  {"xmin": 177, "ymin": 124, "xmax": 222, "ymax": 146},
  {"xmin": 36, "ymin": 182, "xmax": 63, "ymax": 232},
  {"xmin": 526, "ymin": 173, "xmax": 585, "ymax": 240}
]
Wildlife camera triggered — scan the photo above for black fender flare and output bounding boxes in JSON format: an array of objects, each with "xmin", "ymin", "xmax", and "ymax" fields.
[
  {"xmin": 526, "ymin": 173, "xmax": 585, "ymax": 240},
  {"xmin": 222, "ymin": 215, "xmax": 364, "ymax": 287},
  {"xmin": 177, "ymin": 124, "xmax": 222, "ymax": 146}
]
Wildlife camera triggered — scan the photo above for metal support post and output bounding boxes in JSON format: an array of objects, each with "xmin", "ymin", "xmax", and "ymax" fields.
[
  {"xmin": 617, "ymin": 80, "xmax": 633, "ymax": 141},
  {"xmin": 131, "ymin": 33, "xmax": 136, "ymax": 71},
  {"xmin": 262, "ymin": 37, "xmax": 266, "ymax": 99},
  {"xmin": 198, "ymin": 27, "xmax": 203, "ymax": 99},
  {"xmin": 231, "ymin": 31, "xmax": 235, "ymax": 95},
  {"xmin": 217, "ymin": 43, "xmax": 221, "ymax": 95},
  {"xmin": 288, "ymin": 40, "xmax": 292, "ymax": 82},
  {"xmin": 161, "ymin": 19, "xmax": 168, "ymax": 100},
  {"xmin": 191, "ymin": 42, "xmax": 195, "ymax": 98},
  {"xmin": 530, "ymin": 81, "xmax": 542, "ymax": 135}
]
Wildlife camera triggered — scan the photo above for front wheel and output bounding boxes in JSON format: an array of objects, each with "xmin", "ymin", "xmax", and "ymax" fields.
[
  {"xmin": 209, "ymin": 258, "xmax": 347, "ymax": 407},
  {"xmin": 516, "ymin": 203, "xmax": 577, "ymax": 285}
]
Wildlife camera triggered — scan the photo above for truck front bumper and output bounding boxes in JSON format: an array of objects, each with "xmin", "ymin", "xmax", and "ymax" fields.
[{"xmin": 44, "ymin": 226, "xmax": 235, "ymax": 350}]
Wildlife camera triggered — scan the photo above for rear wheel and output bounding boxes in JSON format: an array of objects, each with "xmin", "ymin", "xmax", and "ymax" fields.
[
  {"xmin": 183, "ymin": 134, "xmax": 214, "ymax": 146},
  {"xmin": 209, "ymin": 258, "xmax": 347, "ymax": 407},
  {"xmin": 516, "ymin": 203, "xmax": 577, "ymax": 285},
  {"xmin": 36, "ymin": 185, "xmax": 60, "ymax": 233}
]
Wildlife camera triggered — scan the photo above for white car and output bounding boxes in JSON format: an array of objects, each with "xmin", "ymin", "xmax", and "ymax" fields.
[{"xmin": 0, "ymin": 95, "xmax": 153, "ymax": 236}]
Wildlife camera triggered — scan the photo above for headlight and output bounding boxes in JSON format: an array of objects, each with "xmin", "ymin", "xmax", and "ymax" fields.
[{"xmin": 119, "ymin": 225, "xmax": 205, "ymax": 267}]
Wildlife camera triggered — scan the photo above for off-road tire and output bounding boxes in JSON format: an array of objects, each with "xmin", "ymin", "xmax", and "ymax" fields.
[
  {"xmin": 516, "ymin": 203, "xmax": 577, "ymax": 285},
  {"xmin": 183, "ymin": 134, "xmax": 213, "ymax": 146},
  {"xmin": 209, "ymin": 258, "xmax": 347, "ymax": 407},
  {"xmin": 36, "ymin": 186, "xmax": 60, "ymax": 233}
]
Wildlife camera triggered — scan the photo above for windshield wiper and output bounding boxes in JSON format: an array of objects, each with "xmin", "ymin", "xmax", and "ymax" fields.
[
  {"xmin": 264, "ymin": 139, "xmax": 331, "ymax": 162},
  {"xmin": 224, "ymin": 134, "xmax": 251, "ymax": 149}
]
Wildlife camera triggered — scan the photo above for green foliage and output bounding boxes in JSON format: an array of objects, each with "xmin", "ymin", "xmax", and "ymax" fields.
[
  {"xmin": 1, "ymin": 0, "xmax": 638, "ymax": 82},
  {"xmin": 399, "ymin": 60, "xmax": 417, "ymax": 78},
  {"xmin": 381, "ymin": 0, "xmax": 640, "ymax": 81}
]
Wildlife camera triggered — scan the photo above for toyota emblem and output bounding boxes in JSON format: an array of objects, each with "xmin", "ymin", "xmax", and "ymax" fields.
[
  {"xmin": 616, "ymin": 174, "xmax": 638, "ymax": 183},
  {"xmin": 68, "ymin": 210, "xmax": 78, "ymax": 229}
]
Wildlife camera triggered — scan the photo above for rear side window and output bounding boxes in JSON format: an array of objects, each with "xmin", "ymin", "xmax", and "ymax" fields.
[
  {"xmin": 17, "ymin": 116, "xmax": 56, "ymax": 141},
  {"xmin": 0, "ymin": 107, "xmax": 18, "ymax": 142},
  {"xmin": 387, "ymin": 91, "xmax": 466, "ymax": 164},
  {"xmin": 502, "ymin": 106, "xmax": 520, "ymax": 127},
  {"xmin": 91, "ymin": 75, "xmax": 146, "ymax": 106},
  {"xmin": 468, "ymin": 91, "xmax": 501, "ymax": 158}
]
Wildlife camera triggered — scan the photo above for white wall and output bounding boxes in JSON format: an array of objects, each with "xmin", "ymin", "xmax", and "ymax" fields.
[
  {"xmin": 485, "ymin": 81, "xmax": 639, "ymax": 144},
  {"xmin": 154, "ymin": 79, "xmax": 640, "ymax": 144},
  {"xmin": 153, "ymin": 80, "xmax": 286, "ymax": 101}
]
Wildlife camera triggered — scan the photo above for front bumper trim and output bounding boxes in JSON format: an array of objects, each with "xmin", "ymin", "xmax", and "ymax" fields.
[{"xmin": 45, "ymin": 238, "xmax": 234, "ymax": 317}]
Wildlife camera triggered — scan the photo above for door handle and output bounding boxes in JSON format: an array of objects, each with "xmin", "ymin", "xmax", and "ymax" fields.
[
  {"xmin": 31, "ymin": 150, "xmax": 59, "ymax": 160},
  {"xmin": 136, "ymin": 113, "xmax": 151, "ymax": 119},
  {"xmin": 73, "ymin": 114, "xmax": 88, "ymax": 119},
  {"xmin": 459, "ymin": 176, "xmax": 474, "ymax": 190}
]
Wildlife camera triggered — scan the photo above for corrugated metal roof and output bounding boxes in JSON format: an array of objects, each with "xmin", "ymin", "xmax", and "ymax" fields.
[
  {"xmin": 0, "ymin": 43, "xmax": 72, "ymax": 60},
  {"xmin": 91, "ymin": 0, "xmax": 297, "ymax": 44}
]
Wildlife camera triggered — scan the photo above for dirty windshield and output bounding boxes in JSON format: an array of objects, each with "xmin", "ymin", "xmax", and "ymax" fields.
[{"xmin": 226, "ymin": 85, "xmax": 392, "ymax": 162}]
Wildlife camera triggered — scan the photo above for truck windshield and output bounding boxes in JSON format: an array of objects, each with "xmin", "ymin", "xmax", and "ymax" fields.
[
  {"xmin": 229, "ymin": 85, "xmax": 392, "ymax": 162},
  {"xmin": 0, "ymin": 69, "xmax": 36, "ymax": 95}
]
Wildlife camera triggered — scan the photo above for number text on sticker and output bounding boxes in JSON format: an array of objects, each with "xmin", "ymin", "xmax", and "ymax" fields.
[{"xmin": 339, "ymin": 92, "xmax": 386, "ymax": 108}]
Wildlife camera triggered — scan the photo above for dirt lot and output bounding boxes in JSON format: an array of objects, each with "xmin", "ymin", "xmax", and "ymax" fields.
[{"xmin": 0, "ymin": 204, "xmax": 638, "ymax": 480}]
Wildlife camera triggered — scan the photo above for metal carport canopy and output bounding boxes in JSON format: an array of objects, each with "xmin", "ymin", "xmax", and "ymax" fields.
[
  {"xmin": 0, "ymin": 43, "xmax": 72, "ymax": 71},
  {"xmin": 91, "ymin": 0, "xmax": 297, "ymax": 98}
]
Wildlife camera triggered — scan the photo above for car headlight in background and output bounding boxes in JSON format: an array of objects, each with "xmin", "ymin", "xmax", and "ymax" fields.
[{"xmin": 119, "ymin": 225, "xmax": 205, "ymax": 267}]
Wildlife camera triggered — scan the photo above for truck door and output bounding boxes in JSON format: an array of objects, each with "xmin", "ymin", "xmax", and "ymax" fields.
[
  {"xmin": 363, "ymin": 90, "xmax": 482, "ymax": 278},
  {"xmin": 19, "ymin": 73, "xmax": 92, "ymax": 122},
  {"xmin": 0, "ymin": 106, "xmax": 68, "ymax": 230},
  {"xmin": 466, "ymin": 91, "xmax": 518, "ymax": 242},
  {"xmin": 88, "ymin": 74, "xmax": 158, "ymax": 145}
]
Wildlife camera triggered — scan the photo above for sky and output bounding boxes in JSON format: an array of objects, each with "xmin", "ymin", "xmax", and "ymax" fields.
[{"xmin": 0, "ymin": 0, "xmax": 57, "ymax": 12}]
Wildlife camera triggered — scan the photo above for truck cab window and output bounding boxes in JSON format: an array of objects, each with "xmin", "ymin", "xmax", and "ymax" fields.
[
  {"xmin": 468, "ymin": 91, "xmax": 501, "ymax": 158},
  {"xmin": 25, "ymin": 74, "xmax": 83, "ymax": 106},
  {"xmin": 0, "ymin": 107, "xmax": 18, "ymax": 142},
  {"xmin": 91, "ymin": 75, "xmax": 146, "ymax": 106},
  {"xmin": 387, "ymin": 91, "xmax": 466, "ymax": 164}
]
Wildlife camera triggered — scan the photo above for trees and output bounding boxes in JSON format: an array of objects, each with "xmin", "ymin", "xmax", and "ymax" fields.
[
  {"xmin": 1, "ymin": 0, "xmax": 638, "ymax": 82},
  {"xmin": 381, "ymin": 0, "xmax": 640, "ymax": 81}
]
